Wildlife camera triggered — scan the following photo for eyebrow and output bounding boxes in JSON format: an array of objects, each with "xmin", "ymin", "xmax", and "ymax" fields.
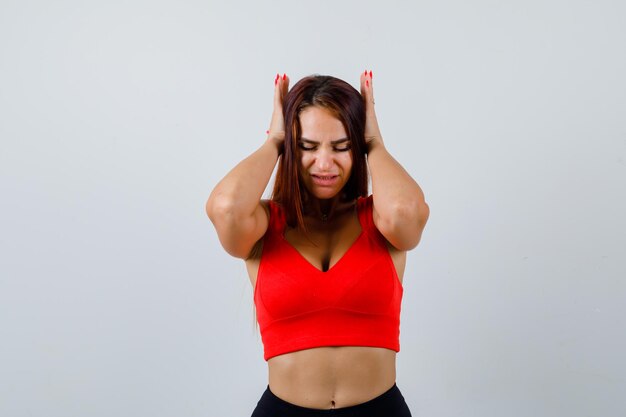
[{"xmin": 300, "ymin": 137, "xmax": 350, "ymax": 145}]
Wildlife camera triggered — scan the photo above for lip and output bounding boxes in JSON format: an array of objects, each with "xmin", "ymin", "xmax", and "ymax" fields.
[{"xmin": 310, "ymin": 174, "xmax": 339, "ymax": 187}]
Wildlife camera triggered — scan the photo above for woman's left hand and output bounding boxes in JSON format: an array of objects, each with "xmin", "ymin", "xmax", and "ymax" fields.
[{"xmin": 360, "ymin": 70, "xmax": 384, "ymax": 152}]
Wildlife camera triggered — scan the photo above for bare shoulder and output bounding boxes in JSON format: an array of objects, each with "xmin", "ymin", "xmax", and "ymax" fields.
[
  {"xmin": 244, "ymin": 200, "xmax": 271, "ymax": 285},
  {"xmin": 247, "ymin": 199, "xmax": 271, "ymax": 258},
  {"xmin": 258, "ymin": 199, "xmax": 271, "ymax": 218}
]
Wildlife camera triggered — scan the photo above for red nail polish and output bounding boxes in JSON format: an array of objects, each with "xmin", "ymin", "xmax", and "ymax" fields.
[
  {"xmin": 275, "ymin": 74, "xmax": 279, "ymax": 84},
  {"xmin": 364, "ymin": 70, "xmax": 367, "ymax": 76},
  {"xmin": 366, "ymin": 80, "xmax": 369, "ymax": 87},
  {"xmin": 369, "ymin": 70, "xmax": 372, "ymax": 78},
  {"xmin": 283, "ymin": 73, "xmax": 286, "ymax": 80}
]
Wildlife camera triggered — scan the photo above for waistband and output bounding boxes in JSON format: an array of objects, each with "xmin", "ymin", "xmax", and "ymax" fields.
[{"xmin": 256, "ymin": 383, "xmax": 405, "ymax": 416}]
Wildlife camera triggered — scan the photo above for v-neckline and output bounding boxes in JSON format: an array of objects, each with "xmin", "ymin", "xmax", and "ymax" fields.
[{"xmin": 280, "ymin": 203, "xmax": 364, "ymax": 274}]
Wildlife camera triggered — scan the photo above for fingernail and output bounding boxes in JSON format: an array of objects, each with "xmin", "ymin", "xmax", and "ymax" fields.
[
  {"xmin": 283, "ymin": 73, "xmax": 286, "ymax": 80},
  {"xmin": 364, "ymin": 70, "xmax": 367, "ymax": 76},
  {"xmin": 266, "ymin": 130, "xmax": 269, "ymax": 134},
  {"xmin": 366, "ymin": 80, "xmax": 369, "ymax": 87},
  {"xmin": 369, "ymin": 70, "xmax": 373, "ymax": 78},
  {"xmin": 275, "ymin": 73, "xmax": 279, "ymax": 84}
]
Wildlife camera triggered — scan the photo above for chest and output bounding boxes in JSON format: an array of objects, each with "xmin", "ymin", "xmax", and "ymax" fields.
[
  {"xmin": 283, "ymin": 214, "xmax": 362, "ymax": 273},
  {"xmin": 257, "ymin": 226, "xmax": 400, "ymax": 318}
]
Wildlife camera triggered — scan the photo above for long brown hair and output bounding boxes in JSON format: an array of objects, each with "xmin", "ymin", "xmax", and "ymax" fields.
[{"xmin": 271, "ymin": 75, "xmax": 368, "ymax": 229}]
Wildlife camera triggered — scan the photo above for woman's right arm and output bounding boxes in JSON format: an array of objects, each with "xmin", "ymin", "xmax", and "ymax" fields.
[{"xmin": 205, "ymin": 73, "xmax": 289, "ymax": 259}]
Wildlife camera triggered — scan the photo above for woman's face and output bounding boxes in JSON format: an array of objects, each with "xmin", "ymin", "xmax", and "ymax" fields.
[{"xmin": 297, "ymin": 106, "xmax": 353, "ymax": 200}]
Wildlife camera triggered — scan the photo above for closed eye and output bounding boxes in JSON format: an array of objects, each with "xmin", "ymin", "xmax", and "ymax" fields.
[
  {"xmin": 298, "ymin": 143, "xmax": 316, "ymax": 151},
  {"xmin": 298, "ymin": 139, "xmax": 350, "ymax": 152},
  {"xmin": 334, "ymin": 145, "xmax": 351, "ymax": 152}
]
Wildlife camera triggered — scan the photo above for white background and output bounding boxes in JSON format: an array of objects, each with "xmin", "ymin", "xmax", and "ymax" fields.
[{"xmin": 1, "ymin": 0, "xmax": 625, "ymax": 416}]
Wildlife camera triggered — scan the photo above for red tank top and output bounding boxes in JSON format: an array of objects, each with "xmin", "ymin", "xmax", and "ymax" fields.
[{"xmin": 253, "ymin": 195, "xmax": 403, "ymax": 361}]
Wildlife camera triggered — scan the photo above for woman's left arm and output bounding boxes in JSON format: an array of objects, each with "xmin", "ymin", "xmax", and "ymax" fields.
[{"xmin": 360, "ymin": 70, "xmax": 430, "ymax": 251}]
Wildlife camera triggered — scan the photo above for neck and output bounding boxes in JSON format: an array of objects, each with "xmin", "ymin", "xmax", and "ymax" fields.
[{"xmin": 304, "ymin": 195, "xmax": 351, "ymax": 222}]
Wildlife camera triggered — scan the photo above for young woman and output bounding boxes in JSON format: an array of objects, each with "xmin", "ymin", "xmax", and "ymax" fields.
[{"xmin": 206, "ymin": 71, "xmax": 429, "ymax": 417}]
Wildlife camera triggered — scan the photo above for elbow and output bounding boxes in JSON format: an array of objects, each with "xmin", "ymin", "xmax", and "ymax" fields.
[
  {"xmin": 205, "ymin": 195, "xmax": 238, "ymax": 227},
  {"xmin": 391, "ymin": 198, "xmax": 429, "ymax": 229},
  {"xmin": 379, "ymin": 199, "xmax": 430, "ymax": 251},
  {"xmin": 205, "ymin": 192, "xmax": 238, "ymax": 225},
  {"xmin": 412, "ymin": 202, "xmax": 430, "ymax": 246},
  {"xmin": 410, "ymin": 202, "xmax": 429, "ymax": 249},
  {"xmin": 417, "ymin": 201, "xmax": 430, "ymax": 230},
  {"xmin": 205, "ymin": 196, "xmax": 257, "ymax": 259}
]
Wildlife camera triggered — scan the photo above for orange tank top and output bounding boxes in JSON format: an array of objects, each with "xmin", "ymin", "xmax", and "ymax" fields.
[{"xmin": 253, "ymin": 195, "xmax": 404, "ymax": 361}]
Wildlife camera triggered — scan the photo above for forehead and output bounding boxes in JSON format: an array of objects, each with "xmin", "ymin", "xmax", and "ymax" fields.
[{"xmin": 299, "ymin": 106, "xmax": 346, "ymax": 140}]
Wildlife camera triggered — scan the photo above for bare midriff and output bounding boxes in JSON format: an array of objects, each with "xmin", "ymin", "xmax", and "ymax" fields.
[
  {"xmin": 267, "ymin": 345, "xmax": 397, "ymax": 410},
  {"xmin": 247, "ymin": 212, "xmax": 406, "ymax": 411}
]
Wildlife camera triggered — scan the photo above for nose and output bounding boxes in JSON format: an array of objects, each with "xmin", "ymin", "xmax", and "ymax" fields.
[{"xmin": 315, "ymin": 148, "xmax": 334, "ymax": 171}]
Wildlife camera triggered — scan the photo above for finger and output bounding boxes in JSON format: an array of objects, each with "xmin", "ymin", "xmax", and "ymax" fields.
[
  {"xmin": 360, "ymin": 70, "xmax": 373, "ymax": 96},
  {"xmin": 280, "ymin": 73, "xmax": 289, "ymax": 101},
  {"xmin": 273, "ymin": 73, "xmax": 282, "ymax": 107},
  {"xmin": 269, "ymin": 73, "xmax": 288, "ymax": 134},
  {"xmin": 360, "ymin": 69, "xmax": 375, "ymax": 110},
  {"xmin": 273, "ymin": 73, "xmax": 290, "ymax": 107},
  {"xmin": 360, "ymin": 69, "xmax": 367, "ymax": 96}
]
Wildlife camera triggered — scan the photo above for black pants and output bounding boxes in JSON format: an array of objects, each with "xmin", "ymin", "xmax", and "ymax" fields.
[{"xmin": 251, "ymin": 383, "xmax": 412, "ymax": 417}]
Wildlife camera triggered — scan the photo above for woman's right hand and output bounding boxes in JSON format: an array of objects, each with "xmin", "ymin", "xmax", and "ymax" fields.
[{"xmin": 267, "ymin": 73, "xmax": 290, "ymax": 152}]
